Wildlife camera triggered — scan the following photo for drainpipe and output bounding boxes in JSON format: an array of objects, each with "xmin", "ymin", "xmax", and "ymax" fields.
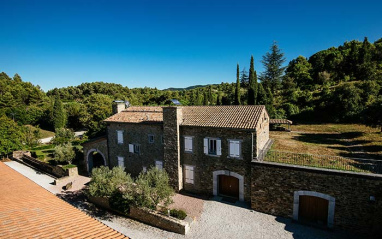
[{"xmin": 251, "ymin": 132, "xmax": 254, "ymax": 161}]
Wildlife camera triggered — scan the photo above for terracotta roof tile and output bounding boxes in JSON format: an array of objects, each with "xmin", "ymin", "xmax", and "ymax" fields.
[
  {"xmin": 0, "ymin": 162, "xmax": 128, "ymax": 239},
  {"xmin": 270, "ymin": 119, "xmax": 293, "ymax": 124},
  {"xmin": 105, "ymin": 105, "xmax": 266, "ymax": 130}
]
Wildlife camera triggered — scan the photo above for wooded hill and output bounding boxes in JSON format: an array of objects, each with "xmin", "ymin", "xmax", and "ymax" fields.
[{"xmin": 1, "ymin": 37, "xmax": 381, "ymax": 143}]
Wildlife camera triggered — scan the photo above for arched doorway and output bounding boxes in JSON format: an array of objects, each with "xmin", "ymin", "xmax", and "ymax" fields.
[
  {"xmin": 213, "ymin": 170, "xmax": 244, "ymax": 201},
  {"xmin": 87, "ymin": 149, "xmax": 106, "ymax": 174},
  {"xmin": 293, "ymin": 191, "xmax": 335, "ymax": 228}
]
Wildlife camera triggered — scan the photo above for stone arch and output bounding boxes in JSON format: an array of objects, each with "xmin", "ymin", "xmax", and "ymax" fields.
[
  {"xmin": 293, "ymin": 191, "xmax": 335, "ymax": 228},
  {"xmin": 213, "ymin": 170, "xmax": 244, "ymax": 201},
  {"xmin": 86, "ymin": 149, "xmax": 107, "ymax": 173}
]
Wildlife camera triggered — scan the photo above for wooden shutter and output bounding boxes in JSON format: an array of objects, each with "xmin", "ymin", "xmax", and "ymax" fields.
[
  {"xmin": 229, "ymin": 140, "xmax": 240, "ymax": 158},
  {"xmin": 185, "ymin": 165, "xmax": 194, "ymax": 184},
  {"xmin": 185, "ymin": 137, "xmax": 192, "ymax": 152},
  {"xmin": 117, "ymin": 131, "xmax": 123, "ymax": 144},
  {"xmin": 203, "ymin": 138, "xmax": 208, "ymax": 154},
  {"xmin": 216, "ymin": 139, "xmax": 222, "ymax": 156},
  {"xmin": 129, "ymin": 144, "xmax": 134, "ymax": 153},
  {"xmin": 155, "ymin": 161, "xmax": 163, "ymax": 170},
  {"xmin": 117, "ymin": 156, "xmax": 124, "ymax": 167}
]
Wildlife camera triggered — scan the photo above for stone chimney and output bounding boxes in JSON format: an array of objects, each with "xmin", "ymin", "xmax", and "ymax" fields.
[
  {"xmin": 163, "ymin": 106, "xmax": 183, "ymax": 191},
  {"xmin": 112, "ymin": 100, "xmax": 125, "ymax": 114}
]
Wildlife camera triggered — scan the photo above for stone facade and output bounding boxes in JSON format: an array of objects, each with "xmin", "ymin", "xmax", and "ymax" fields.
[
  {"xmin": 107, "ymin": 122, "xmax": 163, "ymax": 177},
  {"xmin": 83, "ymin": 136, "xmax": 109, "ymax": 173},
  {"xmin": 251, "ymin": 161, "xmax": 382, "ymax": 235},
  {"xmin": 180, "ymin": 126, "xmax": 255, "ymax": 201}
]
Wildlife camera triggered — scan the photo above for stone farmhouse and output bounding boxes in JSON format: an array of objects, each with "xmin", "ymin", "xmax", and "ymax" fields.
[{"xmin": 84, "ymin": 102, "xmax": 270, "ymax": 202}]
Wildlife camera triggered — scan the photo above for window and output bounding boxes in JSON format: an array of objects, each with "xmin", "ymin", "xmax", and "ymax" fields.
[
  {"xmin": 129, "ymin": 144, "xmax": 140, "ymax": 154},
  {"xmin": 229, "ymin": 140, "xmax": 241, "ymax": 158},
  {"xmin": 184, "ymin": 136, "xmax": 193, "ymax": 152},
  {"xmin": 148, "ymin": 134, "xmax": 154, "ymax": 143},
  {"xmin": 204, "ymin": 138, "xmax": 221, "ymax": 156},
  {"xmin": 184, "ymin": 165, "xmax": 194, "ymax": 184},
  {"xmin": 142, "ymin": 166, "xmax": 147, "ymax": 173},
  {"xmin": 117, "ymin": 156, "xmax": 124, "ymax": 167},
  {"xmin": 117, "ymin": 130, "xmax": 123, "ymax": 144},
  {"xmin": 155, "ymin": 160, "xmax": 163, "ymax": 170}
]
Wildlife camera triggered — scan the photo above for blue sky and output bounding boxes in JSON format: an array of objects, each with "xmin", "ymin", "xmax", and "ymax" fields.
[{"xmin": 1, "ymin": 0, "xmax": 381, "ymax": 91}]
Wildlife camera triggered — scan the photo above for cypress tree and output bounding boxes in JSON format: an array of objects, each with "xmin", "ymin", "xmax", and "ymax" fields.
[
  {"xmin": 257, "ymin": 83, "xmax": 267, "ymax": 105},
  {"xmin": 235, "ymin": 63, "xmax": 241, "ymax": 105},
  {"xmin": 248, "ymin": 56, "xmax": 257, "ymax": 105},
  {"xmin": 203, "ymin": 91, "xmax": 209, "ymax": 105},
  {"xmin": 52, "ymin": 96, "xmax": 66, "ymax": 129}
]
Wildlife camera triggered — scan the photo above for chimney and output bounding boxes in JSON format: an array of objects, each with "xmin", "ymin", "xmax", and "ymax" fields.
[{"xmin": 112, "ymin": 100, "xmax": 125, "ymax": 114}]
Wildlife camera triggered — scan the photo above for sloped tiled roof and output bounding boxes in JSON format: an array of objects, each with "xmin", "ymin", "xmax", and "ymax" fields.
[
  {"xmin": 105, "ymin": 105, "xmax": 266, "ymax": 130},
  {"xmin": 181, "ymin": 105, "xmax": 266, "ymax": 130},
  {"xmin": 0, "ymin": 162, "xmax": 127, "ymax": 239},
  {"xmin": 270, "ymin": 119, "xmax": 293, "ymax": 125},
  {"xmin": 104, "ymin": 106, "xmax": 163, "ymax": 123}
]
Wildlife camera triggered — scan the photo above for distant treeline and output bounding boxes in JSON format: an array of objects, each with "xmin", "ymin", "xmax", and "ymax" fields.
[{"xmin": 1, "ymin": 37, "xmax": 381, "ymax": 139}]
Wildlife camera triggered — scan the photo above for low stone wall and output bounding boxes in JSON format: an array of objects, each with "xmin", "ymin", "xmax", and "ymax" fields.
[
  {"xmin": 251, "ymin": 161, "xmax": 382, "ymax": 236},
  {"xmin": 87, "ymin": 196, "xmax": 190, "ymax": 235}
]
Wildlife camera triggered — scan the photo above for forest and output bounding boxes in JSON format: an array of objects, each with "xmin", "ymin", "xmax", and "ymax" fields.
[{"xmin": 1, "ymin": 37, "xmax": 381, "ymax": 156}]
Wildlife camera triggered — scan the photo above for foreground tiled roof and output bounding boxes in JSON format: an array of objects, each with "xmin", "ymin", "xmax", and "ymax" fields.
[
  {"xmin": 105, "ymin": 106, "xmax": 163, "ymax": 123},
  {"xmin": 0, "ymin": 162, "xmax": 127, "ymax": 239},
  {"xmin": 181, "ymin": 105, "xmax": 266, "ymax": 129},
  {"xmin": 105, "ymin": 105, "xmax": 266, "ymax": 130}
]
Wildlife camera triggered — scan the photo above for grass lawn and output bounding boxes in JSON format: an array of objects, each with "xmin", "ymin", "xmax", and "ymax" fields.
[
  {"xmin": 270, "ymin": 124, "xmax": 382, "ymax": 160},
  {"xmin": 25, "ymin": 125, "xmax": 55, "ymax": 138}
]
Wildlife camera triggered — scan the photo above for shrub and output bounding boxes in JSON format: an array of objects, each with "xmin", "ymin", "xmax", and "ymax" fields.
[
  {"xmin": 54, "ymin": 143, "xmax": 75, "ymax": 164},
  {"xmin": 132, "ymin": 167, "xmax": 174, "ymax": 210},
  {"xmin": 52, "ymin": 128, "xmax": 75, "ymax": 145},
  {"xmin": 88, "ymin": 166, "xmax": 133, "ymax": 198},
  {"xmin": 170, "ymin": 209, "xmax": 187, "ymax": 220}
]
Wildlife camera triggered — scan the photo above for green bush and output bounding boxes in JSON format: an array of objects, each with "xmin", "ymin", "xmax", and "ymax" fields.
[
  {"xmin": 88, "ymin": 166, "xmax": 133, "ymax": 198},
  {"xmin": 54, "ymin": 143, "xmax": 75, "ymax": 164},
  {"xmin": 170, "ymin": 209, "xmax": 187, "ymax": 220}
]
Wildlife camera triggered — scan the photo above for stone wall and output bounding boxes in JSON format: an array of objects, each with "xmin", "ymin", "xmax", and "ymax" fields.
[
  {"xmin": 180, "ymin": 126, "xmax": 255, "ymax": 201},
  {"xmin": 83, "ymin": 136, "xmax": 109, "ymax": 174},
  {"xmin": 163, "ymin": 107, "xmax": 183, "ymax": 190},
  {"xmin": 251, "ymin": 161, "xmax": 382, "ymax": 236},
  {"xmin": 107, "ymin": 123, "xmax": 163, "ymax": 177},
  {"xmin": 255, "ymin": 109, "xmax": 269, "ymax": 158}
]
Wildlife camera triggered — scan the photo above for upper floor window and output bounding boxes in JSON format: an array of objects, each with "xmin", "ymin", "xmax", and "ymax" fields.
[
  {"xmin": 204, "ymin": 138, "xmax": 221, "ymax": 156},
  {"xmin": 184, "ymin": 136, "xmax": 193, "ymax": 153},
  {"xmin": 117, "ymin": 130, "xmax": 123, "ymax": 144},
  {"xmin": 184, "ymin": 165, "xmax": 194, "ymax": 184},
  {"xmin": 117, "ymin": 156, "xmax": 124, "ymax": 167},
  {"xmin": 148, "ymin": 134, "xmax": 154, "ymax": 144},
  {"xmin": 228, "ymin": 140, "xmax": 241, "ymax": 158},
  {"xmin": 129, "ymin": 144, "xmax": 140, "ymax": 154}
]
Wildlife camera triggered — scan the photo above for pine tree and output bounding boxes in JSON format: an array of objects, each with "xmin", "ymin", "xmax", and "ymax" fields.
[
  {"xmin": 52, "ymin": 96, "xmax": 66, "ymax": 129},
  {"xmin": 260, "ymin": 42, "xmax": 286, "ymax": 92},
  {"xmin": 248, "ymin": 56, "xmax": 258, "ymax": 105},
  {"xmin": 235, "ymin": 64, "xmax": 241, "ymax": 105},
  {"xmin": 240, "ymin": 67, "xmax": 249, "ymax": 87}
]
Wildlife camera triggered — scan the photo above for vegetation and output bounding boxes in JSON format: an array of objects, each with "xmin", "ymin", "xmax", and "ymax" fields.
[
  {"xmin": 0, "ymin": 115, "xmax": 25, "ymax": 157},
  {"xmin": 52, "ymin": 128, "xmax": 75, "ymax": 145},
  {"xmin": 169, "ymin": 209, "xmax": 187, "ymax": 220},
  {"xmin": 88, "ymin": 166, "xmax": 174, "ymax": 212},
  {"xmin": 54, "ymin": 143, "xmax": 76, "ymax": 164}
]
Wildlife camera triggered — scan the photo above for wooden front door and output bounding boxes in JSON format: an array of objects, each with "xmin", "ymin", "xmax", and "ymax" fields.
[
  {"xmin": 218, "ymin": 175, "xmax": 239, "ymax": 198},
  {"xmin": 299, "ymin": 195, "xmax": 329, "ymax": 226}
]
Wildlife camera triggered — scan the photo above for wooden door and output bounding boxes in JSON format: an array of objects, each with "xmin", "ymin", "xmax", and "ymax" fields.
[
  {"xmin": 218, "ymin": 175, "xmax": 239, "ymax": 199},
  {"xmin": 299, "ymin": 195, "xmax": 329, "ymax": 226}
]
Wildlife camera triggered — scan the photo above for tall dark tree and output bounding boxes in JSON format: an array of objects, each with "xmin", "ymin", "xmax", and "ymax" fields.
[
  {"xmin": 240, "ymin": 67, "xmax": 249, "ymax": 87},
  {"xmin": 260, "ymin": 42, "xmax": 286, "ymax": 92},
  {"xmin": 52, "ymin": 96, "xmax": 66, "ymax": 129},
  {"xmin": 256, "ymin": 83, "xmax": 267, "ymax": 105},
  {"xmin": 235, "ymin": 64, "xmax": 241, "ymax": 105},
  {"xmin": 248, "ymin": 56, "xmax": 258, "ymax": 105}
]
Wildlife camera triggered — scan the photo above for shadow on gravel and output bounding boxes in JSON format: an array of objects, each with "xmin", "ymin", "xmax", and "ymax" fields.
[
  {"xmin": 57, "ymin": 190, "xmax": 114, "ymax": 221},
  {"xmin": 275, "ymin": 217, "xmax": 364, "ymax": 239}
]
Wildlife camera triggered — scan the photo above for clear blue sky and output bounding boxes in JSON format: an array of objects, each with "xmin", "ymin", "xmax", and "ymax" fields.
[{"xmin": 1, "ymin": 0, "xmax": 381, "ymax": 92}]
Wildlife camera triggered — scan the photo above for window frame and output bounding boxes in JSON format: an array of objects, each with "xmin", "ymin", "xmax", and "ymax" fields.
[
  {"xmin": 184, "ymin": 165, "xmax": 195, "ymax": 184},
  {"xmin": 228, "ymin": 139, "xmax": 242, "ymax": 159},
  {"xmin": 204, "ymin": 137, "xmax": 221, "ymax": 156},
  {"xmin": 148, "ymin": 134, "xmax": 154, "ymax": 144},
  {"xmin": 184, "ymin": 136, "xmax": 193, "ymax": 153},
  {"xmin": 155, "ymin": 160, "xmax": 163, "ymax": 170},
  {"xmin": 117, "ymin": 156, "xmax": 124, "ymax": 167},
  {"xmin": 117, "ymin": 130, "xmax": 124, "ymax": 144}
]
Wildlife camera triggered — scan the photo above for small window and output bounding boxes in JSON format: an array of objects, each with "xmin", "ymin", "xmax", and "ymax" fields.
[
  {"xmin": 117, "ymin": 130, "xmax": 123, "ymax": 144},
  {"xmin": 204, "ymin": 138, "xmax": 221, "ymax": 156},
  {"xmin": 184, "ymin": 165, "xmax": 194, "ymax": 184},
  {"xmin": 148, "ymin": 134, "xmax": 154, "ymax": 144},
  {"xmin": 134, "ymin": 144, "xmax": 140, "ymax": 154},
  {"xmin": 142, "ymin": 166, "xmax": 147, "ymax": 173},
  {"xmin": 117, "ymin": 156, "xmax": 124, "ymax": 167},
  {"xmin": 184, "ymin": 136, "xmax": 193, "ymax": 152},
  {"xmin": 155, "ymin": 160, "xmax": 163, "ymax": 170},
  {"xmin": 229, "ymin": 140, "xmax": 241, "ymax": 158},
  {"xmin": 129, "ymin": 144, "xmax": 140, "ymax": 154}
]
